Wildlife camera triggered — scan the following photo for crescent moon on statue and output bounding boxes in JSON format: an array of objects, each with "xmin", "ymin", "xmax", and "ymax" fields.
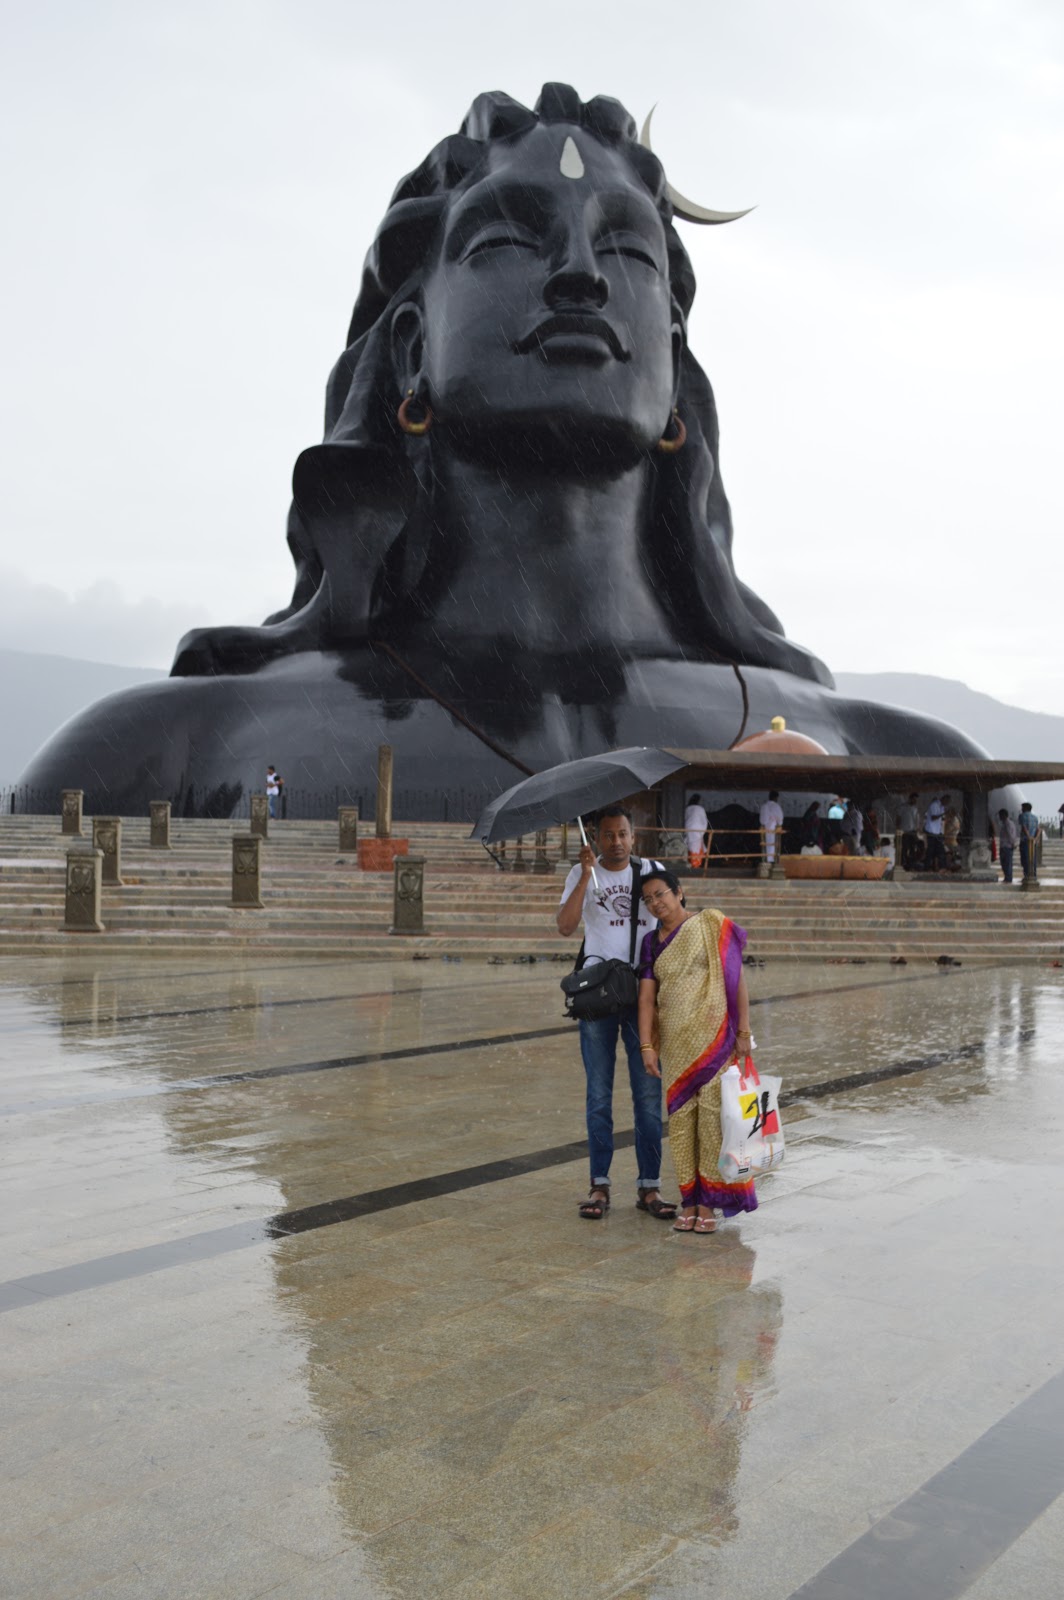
[{"xmin": 640, "ymin": 106, "xmax": 755, "ymax": 225}]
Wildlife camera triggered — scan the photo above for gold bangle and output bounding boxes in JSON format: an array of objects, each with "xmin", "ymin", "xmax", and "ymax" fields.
[{"xmin": 640, "ymin": 1043, "xmax": 654, "ymax": 1051}]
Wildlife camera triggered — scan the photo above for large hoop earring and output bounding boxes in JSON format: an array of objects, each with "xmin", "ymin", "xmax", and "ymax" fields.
[
  {"xmin": 656, "ymin": 409, "xmax": 686, "ymax": 454},
  {"xmin": 397, "ymin": 389, "xmax": 432, "ymax": 436}
]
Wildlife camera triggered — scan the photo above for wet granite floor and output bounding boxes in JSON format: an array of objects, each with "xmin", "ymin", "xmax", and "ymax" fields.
[{"xmin": 1, "ymin": 952, "xmax": 1062, "ymax": 1598}]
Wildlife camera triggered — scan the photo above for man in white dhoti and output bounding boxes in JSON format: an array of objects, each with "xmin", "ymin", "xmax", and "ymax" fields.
[
  {"xmin": 760, "ymin": 791, "xmax": 784, "ymax": 864},
  {"xmin": 684, "ymin": 793, "xmax": 710, "ymax": 868}
]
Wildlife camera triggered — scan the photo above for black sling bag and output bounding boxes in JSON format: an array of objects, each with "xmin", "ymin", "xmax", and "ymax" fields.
[{"xmin": 560, "ymin": 858, "xmax": 643, "ymax": 1021}]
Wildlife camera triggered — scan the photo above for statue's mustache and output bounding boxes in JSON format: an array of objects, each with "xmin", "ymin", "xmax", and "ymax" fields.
[{"xmin": 512, "ymin": 313, "xmax": 631, "ymax": 363}]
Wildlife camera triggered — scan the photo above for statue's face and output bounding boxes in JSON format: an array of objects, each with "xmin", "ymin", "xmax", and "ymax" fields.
[{"xmin": 418, "ymin": 124, "xmax": 679, "ymax": 461}]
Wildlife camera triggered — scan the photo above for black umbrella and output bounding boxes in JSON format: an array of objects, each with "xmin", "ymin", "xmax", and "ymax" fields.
[{"xmin": 471, "ymin": 746, "xmax": 687, "ymax": 855}]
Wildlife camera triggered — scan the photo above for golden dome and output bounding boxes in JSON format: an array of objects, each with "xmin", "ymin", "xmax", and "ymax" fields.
[{"xmin": 733, "ymin": 716, "xmax": 829, "ymax": 756}]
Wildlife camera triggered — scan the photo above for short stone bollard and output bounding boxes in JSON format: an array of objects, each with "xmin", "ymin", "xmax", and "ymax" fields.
[
  {"xmin": 231, "ymin": 835, "xmax": 264, "ymax": 908},
  {"xmin": 511, "ymin": 836, "xmax": 528, "ymax": 873},
  {"xmin": 250, "ymin": 794, "xmax": 269, "ymax": 838},
  {"xmin": 390, "ymin": 856, "xmax": 425, "ymax": 935},
  {"xmin": 61, "ymin": 789, "xmax": 84, "ymax": 836},
  {"xmin": 63, "ymin": 847, "xmax": 104, "ymax": 933},
  {"xmin": 92, "ymin": 817, "xmax": 123, "ymax": 885},
  {"xmin": 149, "ymin": 800, "xmax": 171, "ymax": 849},
  {"xmin": 338, "ymin": 806, "xmax": 359, "ymax": 853}
]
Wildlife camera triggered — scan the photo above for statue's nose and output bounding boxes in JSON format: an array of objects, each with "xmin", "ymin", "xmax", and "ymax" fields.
[{"xmin": 543, "ymin": 236, "xmax": 609, "ymax": 310}]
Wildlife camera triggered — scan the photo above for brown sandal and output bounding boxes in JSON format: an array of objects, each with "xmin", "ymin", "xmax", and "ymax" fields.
[
  {"xmin": 579, "ymin": 1188, "xmax": 610, "ymax": 1220},
  {"xmin": 636, "ymin": 1189, "xmax": 678, "ymax": 1220}
]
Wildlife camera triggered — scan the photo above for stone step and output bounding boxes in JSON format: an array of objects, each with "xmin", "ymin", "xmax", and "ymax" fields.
[
  {"xmin": 0, "ymin": 930, "xmax": 1059, "ymax": 962},
  {"xmin": 4, "ymin": 889, "xmax": 1056, "ymax": 928},
  {"xmin": 3, "ymin": 879, "xmax": 1061, "ymax": 913},
  {"xmin": 1, "ymin": 909, "xmax": 1058, "ymax": 953}
]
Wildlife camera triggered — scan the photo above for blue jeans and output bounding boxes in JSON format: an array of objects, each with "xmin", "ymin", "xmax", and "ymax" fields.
[
  {"xmin": 578, "ymin": 1009, "xmax": 663, "ymax": 1192},
  {"xmin": 1020, "ymin": 836, "xmax": 1037, "ymax": 879},
  {"xmin": 1000, "ymin": 845, "xmax": 1014, "ymax": 883}
]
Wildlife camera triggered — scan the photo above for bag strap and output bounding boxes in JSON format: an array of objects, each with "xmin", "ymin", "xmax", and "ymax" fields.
[{"xmin": 628, "ymin": 857, "xmax": 643, "ymax": 968}]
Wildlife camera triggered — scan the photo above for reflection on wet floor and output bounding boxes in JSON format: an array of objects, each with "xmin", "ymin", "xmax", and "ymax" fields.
[{"xmin": 1, "ymin": 954, "xmax": 1063, "ymax": 1598}]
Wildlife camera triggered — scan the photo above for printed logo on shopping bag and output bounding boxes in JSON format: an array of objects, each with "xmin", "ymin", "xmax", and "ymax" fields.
[{"xmin": 740, "ymin": 1090, "xmax": 781, "ymax": 1138}]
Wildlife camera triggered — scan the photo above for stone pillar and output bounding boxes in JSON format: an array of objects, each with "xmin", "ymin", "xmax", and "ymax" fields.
[
  {"xmin": 558, "ymin": 822, "xmax": 570, "ymax": 862},
  {"xmin": 376, "ymin": 745, "xmax": 393, "ymax": 839},
  {"xmin": 61, "ymin": 789, "xmax": 83, "ymax": 836},
  {"xmin": 250, "ymin": 794, "xmax": 269, "ymax": 838},
  {"xmin": 390, "ymin": 856, "xmax": 425, "ymax": 935},
  {"xmin": 63, "ymin": 847, "xmax": 104, "ymax": 933},
  {"xmin": 231, "ymin": 835, "xmax": 264, "ymax": 908},
  {"xmin": 961, "ymin": 791, "xmax": 997, "ymax": 881},
  {"xmin": 338, "ymin": 806, "xmax": 359, "ymax": 853},
  {"xmin": 149, "ymin": 800, "xmax": 171, "ymax": 849},
  {"xmin": 92, "ymin": 817, "xmax": 123, "ymax": 885},
  {"xmin": 511, "ymin": 836, "xmax": 528, "ymax": 873},
  {"xmin": 891, "ymin": 827, "xmax": 911, "ymax": 881},
  {"xmin": 532, "ymin": 829, "xmax": 554, "ymax": 875}
]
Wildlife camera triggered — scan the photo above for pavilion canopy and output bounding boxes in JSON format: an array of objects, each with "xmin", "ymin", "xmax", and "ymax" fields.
[{"xmin": 662, "ymin": 751, "xmax": 1064, "ymax": 795}]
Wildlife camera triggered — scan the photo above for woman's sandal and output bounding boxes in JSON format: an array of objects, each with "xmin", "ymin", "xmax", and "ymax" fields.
[
  {"xmin": 636, "ymin": 1189, "xmax": 677, "ymax": 1221},
  {"xmin": 579, "ymin": 1188, "xmax": 610, "ymax": 1220},
  {"xmin": 693, "ymin": 1215, "xmax": 717, "ymax": 1235},
  {"xmin": 673, "ymin": 1213, "xmax": 697, "ymax": 1232}
]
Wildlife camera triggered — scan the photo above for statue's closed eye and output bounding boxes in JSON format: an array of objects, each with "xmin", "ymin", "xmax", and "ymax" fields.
[
  {"xmin": 596, "ymin": 232, "xmax": 661, "ymax": 272},
  {"xmin": 461, "ymin": 229, "xmax": 539, "ymax": 261}
]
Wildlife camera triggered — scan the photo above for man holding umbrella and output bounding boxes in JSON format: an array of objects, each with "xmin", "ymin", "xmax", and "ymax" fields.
[{"xmin": 556, "ymin": 806, "xmax": 676, "ymax": 1222}]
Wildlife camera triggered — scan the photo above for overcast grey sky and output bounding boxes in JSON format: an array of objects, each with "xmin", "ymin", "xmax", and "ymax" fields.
[{"xmin": 2, "ymin": 1, "xmax": 1061, "ymax": 709}]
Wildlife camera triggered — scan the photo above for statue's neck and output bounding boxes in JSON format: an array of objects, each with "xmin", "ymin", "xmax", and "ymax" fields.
[{"xmin": 415, "ymin": 454, "xmax": 670, "ymax": 656}]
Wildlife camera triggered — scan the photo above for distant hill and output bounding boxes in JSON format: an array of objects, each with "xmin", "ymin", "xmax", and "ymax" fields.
[
  {"xmin": 833, "ymin": 672, "xmax": 1064, "ymax": 813},
  {"xmin": 1, "ymin": 649, "xmax": 163, "ymax": 783},
  {"xmin": 3, "ymin": 652, "xmax": 1062, "ymax": 814}
]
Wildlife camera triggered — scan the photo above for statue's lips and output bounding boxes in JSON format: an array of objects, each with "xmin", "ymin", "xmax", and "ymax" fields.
[{"xmin": 512, "ymin": 314, "xmax": 631, "ymax": 363}]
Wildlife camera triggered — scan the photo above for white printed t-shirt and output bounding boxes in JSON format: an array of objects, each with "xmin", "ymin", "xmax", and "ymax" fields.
[{"xmin": 559, "ymin": 857, "xmax": 662, "ymax": 966}]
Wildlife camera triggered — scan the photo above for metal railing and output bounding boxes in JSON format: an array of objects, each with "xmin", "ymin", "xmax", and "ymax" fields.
[{"xmin": 635, "ymin": 825, "xmax": 781, "ymax": 871}]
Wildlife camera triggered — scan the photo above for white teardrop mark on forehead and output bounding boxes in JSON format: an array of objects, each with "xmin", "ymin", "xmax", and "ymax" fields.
[{"xmin": 559, "ymin": 136, "xmax": 585, "ymax": 180}]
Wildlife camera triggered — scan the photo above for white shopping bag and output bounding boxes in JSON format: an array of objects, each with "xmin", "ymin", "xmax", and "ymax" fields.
[{"xmin": 718, "ymin": 1058, "xmax": 785, "ymax": 1182}]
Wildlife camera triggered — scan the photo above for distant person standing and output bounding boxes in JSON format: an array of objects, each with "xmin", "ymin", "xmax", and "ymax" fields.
[
  {"xmin": 841, "ymin": 800, "xmax": 863, "ymax": 856},
  {"xmin": 996, "ymin": 808, "xmax": 1018, "ymax": 884},
  {"xmin": 923, "ymin": 795, "xmax": 947, "ymax": 873},
  {"xmin": 824, "ymin": 796, "xmax": 845, "ymax": 852},
  {"xmin": 801, "ymin": 801, "xmax": 821, "ymax": 848},
  {"xmin": 266, "ymin": 765, "xmax": 283, "ymax": 819},
  {"xmin": 898, "ymin": 793, "xmax": 920, "ymax": 871},
  {"xmin": 759, "ymin": 791, "xmax": 784, "ymax": 864},
  {"xmin": 684, "ymin": 793, "xmax": 710, "ymax": 869},
  {"xmin": 1058, "ymin": 801, "xmax": 1064, "ymax": 840},
  {"xmin": 1019, "ymin": 803, "xmax": 1041, "ymax": 882}
]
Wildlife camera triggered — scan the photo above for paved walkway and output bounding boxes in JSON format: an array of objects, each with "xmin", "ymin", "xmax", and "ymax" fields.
[{"xmin": 1, "ymin": 952, "xmax": 1062, "ymax": 1598}]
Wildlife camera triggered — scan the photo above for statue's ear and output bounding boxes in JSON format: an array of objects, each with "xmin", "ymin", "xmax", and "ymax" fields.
[{"xmin": 391, "ymin": 301, "xmax": 425, "ymax": 395}]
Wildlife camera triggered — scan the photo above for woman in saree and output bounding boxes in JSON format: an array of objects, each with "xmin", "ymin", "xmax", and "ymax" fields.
[{"xmin": 636, "ymin": 869, "xmax": 756, "ymax": 1234}]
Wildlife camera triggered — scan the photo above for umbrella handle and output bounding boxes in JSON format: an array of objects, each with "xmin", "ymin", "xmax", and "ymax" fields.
[{"xmin": 577, "ymin": 815, "xmax": 600, "ymax": 890}]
